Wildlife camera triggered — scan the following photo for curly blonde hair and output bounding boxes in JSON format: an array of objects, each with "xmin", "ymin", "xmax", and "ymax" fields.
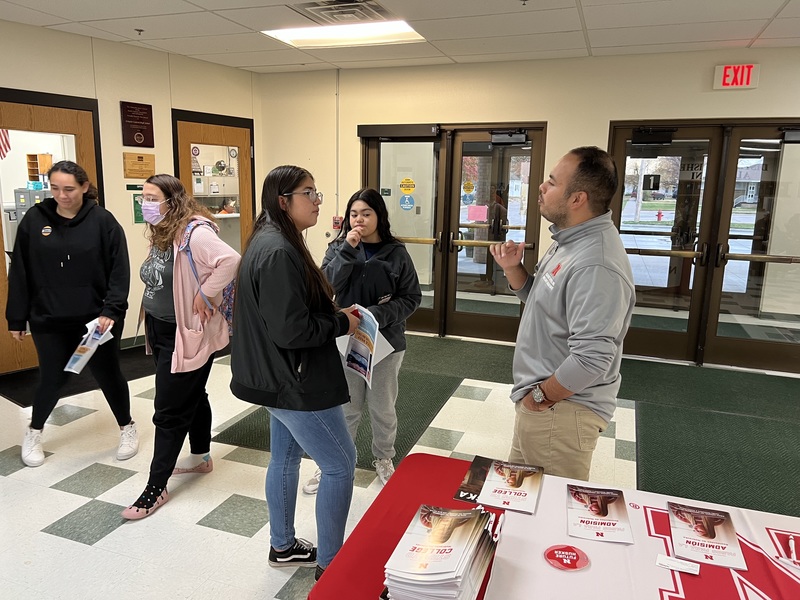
[{"xmin": 145, "ymin": 174, "xmax": 215, "ymax": 251}]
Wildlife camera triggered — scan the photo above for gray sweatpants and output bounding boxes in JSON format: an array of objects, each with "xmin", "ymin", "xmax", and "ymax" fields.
[{"xmin": 342, "ymin": 350, "xmax": 405, "ymax": 460}]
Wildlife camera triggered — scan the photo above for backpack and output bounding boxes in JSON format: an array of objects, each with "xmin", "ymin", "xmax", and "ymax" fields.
[{"xmin": 179, "ymin": 220, "xmax": 236, "ymax": 336}]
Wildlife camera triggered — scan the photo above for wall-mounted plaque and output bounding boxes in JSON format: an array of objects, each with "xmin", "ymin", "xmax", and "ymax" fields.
[
  {"xmin": 120, "ymin": 101, "xmax": 154, "ymax": 148},
  {"xmin": 123, "ymin": 152, "xmax": 156, "ymax": 179}
]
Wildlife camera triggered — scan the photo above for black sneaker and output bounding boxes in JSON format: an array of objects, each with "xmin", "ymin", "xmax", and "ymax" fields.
[
  {"xmin": 268, "ymin": 538, "xmax": 317, "ymax": 568},
  {"xmin": 314, "ymin": 564, "xmax": 325, "ymax": 581}
]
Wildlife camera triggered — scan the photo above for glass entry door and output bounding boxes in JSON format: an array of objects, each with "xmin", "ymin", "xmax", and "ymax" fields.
[
  {"xmin": 611, "ymin": 122, "xmax": 800, "ymax": 372},
  {"xmin": 363, "ymin": 124, "xmax": 545, "ymax": 342}
]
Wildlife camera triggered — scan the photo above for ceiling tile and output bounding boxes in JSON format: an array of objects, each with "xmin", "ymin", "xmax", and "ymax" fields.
[
  {"xmin": 378, "ymin": 0, "xmax": 573, "ymax": 20},
  {"xmin": 777, "ymin": 0, "xmax": 800, "ymax": 18},
  {"xmin": 47, "ymin": 23, "xmax": 132, "ymax": 43},
  {"xmin": 752, "ymin": 36, "xmax": 800, "ymax": 47},
  {"xmin": 589, "ymin": 20, "xmax": 766, "ymax": 47},
  {"xmin": 410, "ymin": 8, "xmax": 581, "ymax": 41},
  {"xmin": 191, "ymin": 48, "xmax": 323, "ymax": 67},
  {"xmin": 0, "ymin": 0, "xmax": 64, "ymax": 26},
  {"xmin": 761, "ymin": 17, "xmax": 800, "ymax": 38},
  {"xmin": 433, "ymin": 31, "xmax": 585, "ymax": 56},
  {"xmin": 329, "ymin": 57, "xmax": 456, "ymax": 69},
  {"xmin": 214, "ymin": 6, "xmax": 316, "ymax": 30},
  {"xmin": 139, "ymin": 33, "xmax": 287, "ymax": 54},
  {"xmin": 10, "ymin": 0, "xmax": 202, "ymax": 21},
  {"xmin": 190, "ymin": 0, "xmax": 290, "ymax": 8},
  {"xmin": 84, "ymin": 12, "xmax": 250, "ymax": 40},
  {"xmin": 452, "ymin": 48, "xmax": 588, "ymax": 63},
  {"xmin": 582, "ymin": 0, "xmax": 663, "ymax": 5},
  {"xmin": 244, "ymin": 63, "xmax": 337, "ymax": 73},
  {"xmin": 302, "ymin": 42, "xmax": 444, "ymax": 62},
  {"xmin": 584, "ymin": 0, "xmax": 786, "ymax": 29},
  {"xmin": 593, "ymin": 40, "xmax": 752, "ymax": 56}
]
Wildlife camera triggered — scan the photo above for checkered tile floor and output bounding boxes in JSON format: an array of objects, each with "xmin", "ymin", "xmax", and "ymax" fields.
[{"xmin": 0, "ymin": 355, "xmax": 636, "ymax": 599}]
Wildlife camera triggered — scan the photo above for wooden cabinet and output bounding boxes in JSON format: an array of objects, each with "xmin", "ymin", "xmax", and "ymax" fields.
[{"xmin": 26, "ymin": 153, "xmax": 53, "ymax": 181}]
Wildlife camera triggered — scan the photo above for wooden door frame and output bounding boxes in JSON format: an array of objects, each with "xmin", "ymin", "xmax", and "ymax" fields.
[
  {"xmin": 0, "ymin": 88, "xmax": 102, "ymax": 374},
  {"xmin": 171, "ymin": 109, "xmax": 255, "ymax": 248}
]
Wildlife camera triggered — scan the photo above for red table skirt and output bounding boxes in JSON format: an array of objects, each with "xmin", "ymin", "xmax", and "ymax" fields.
[{"xmin": 309, "ymin": 452, "xmax": 496, "ymax": 599}]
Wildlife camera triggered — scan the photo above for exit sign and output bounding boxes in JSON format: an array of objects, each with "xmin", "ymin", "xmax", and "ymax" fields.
[{"xmin": 714, "ymin": 64, "xmax": 760, "ymax": 90}]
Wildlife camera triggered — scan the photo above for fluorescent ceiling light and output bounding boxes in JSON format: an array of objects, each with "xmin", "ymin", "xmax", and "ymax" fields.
[{"xmin": 262, "ymin": 20, "xmax": 424, "ymax": 49}]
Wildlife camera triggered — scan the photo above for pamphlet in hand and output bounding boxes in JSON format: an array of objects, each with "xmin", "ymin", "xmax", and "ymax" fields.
[
  {"xmin": 64, "ymin": 319, "xmax": 114, "ymax": 374},
  {"xmin": 336, "ymin": 304, "xmax": 393, "ymax": 388},
  {"xmin": 566, "ymin": 484, "xmax": 634, "ymax": 544},
  {"xmin": 454, "ymin": 455, "xmax": 543, "ymax": 515},
  {"xmin": 667, "ymin": 501, "xmax": 747, "ymax": 570}
]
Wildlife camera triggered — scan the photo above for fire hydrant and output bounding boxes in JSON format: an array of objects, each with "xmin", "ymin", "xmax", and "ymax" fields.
[{"xmin": 656, "ymin": 210, "xmax": 663, "ymax": 222}]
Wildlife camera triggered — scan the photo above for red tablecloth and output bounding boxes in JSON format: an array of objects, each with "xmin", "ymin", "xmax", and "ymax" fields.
[{"xmin": 309, "ymin": 452, "xmax": 493, "ymax": 599}]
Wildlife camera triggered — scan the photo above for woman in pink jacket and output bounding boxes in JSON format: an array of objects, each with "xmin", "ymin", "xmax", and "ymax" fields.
[{"xmin": 122, "ymin": 174, "xmax": 240, "ymax": 520}]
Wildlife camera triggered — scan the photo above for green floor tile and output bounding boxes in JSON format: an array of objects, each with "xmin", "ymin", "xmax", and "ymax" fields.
[
  {"xmin": 450, "ymin": 451, "xmax": 476, "ymax": 462},
  {"xmin": 197, "ymin": 493, "xmax": 268, "ymax": 537},
  {"xmin": 354, "ymin": 467, "xmax": 377, "ymax": 488},
  {"xmin": 222, "ymin": 446, "xmax": 270, "ymax": 468},
  {"xmin": 452, "ymin": 384, "xmax": 492, "ymax": 401},
  {"xmin": 51, "ymin": 463, "xmax": 137, "ymax": 498},
  {"xmin": 134, "ymin": 387, "xmax": 156, "ymax": 400},
  {"xmin": 42, "ymin": 499, "xmax": 126, "ymax": 545},
  {"xmin": 615, "ymin": 439, "xmax": 636, "ymax": 461},
  {"xmin": 601, "ymin": 421, "xmax": 617, "ymax": 438},
  {"xmin": 617, "ymin": 398, "xmax": 636, "ymax": 409},
  {"xmin": 276, "ymin": 567, "xmax": 315, "ymax": 599},
  {"xmin": 46, "ymin": 404, "xmax": 97, "ymax": 426},
  {"xmin": 0, "ymin": 445, "xmax": 53, "ymax": 476},
  {"xmin": 416, "ymin": 427, "xmax": 464, "ymax": 451},
  {"xmin": 215, "ymin": 355, "xmax": 231, "ymax": 366}
]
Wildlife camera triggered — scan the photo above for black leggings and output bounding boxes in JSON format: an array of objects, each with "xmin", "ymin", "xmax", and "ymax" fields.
[
  {"xmin": 30, "ymin": 320, "xmax": 131, "ymax": 430},
  {"xmin": 146, "ymin": 314, "xmax": 215, "ymax": 489}
]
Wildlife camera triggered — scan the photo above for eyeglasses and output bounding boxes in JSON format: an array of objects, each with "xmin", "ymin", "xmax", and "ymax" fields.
[
  {"xmin": 141, "ymin": 195, "xmax": 167, "ymax": 204},
  {"xmin": 285, "ymin": 190, "xmax": 323, "ymax": 204}
]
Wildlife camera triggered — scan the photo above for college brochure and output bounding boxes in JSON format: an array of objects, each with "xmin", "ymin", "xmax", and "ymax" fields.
[
  {"xmin": 667, "ymin": 501, "xmax": 747, "ymax": 570},
  {"xmin": 64, "ymin": 319, "xmax": 114, "ymax": 374},
  {"xmin": 335, "ymin": 304, "xmax": 393, "ymax": 388},
  {"xmin": 566, "ymin": 484, "xmax": 634, "ymax": 544},
  {"xmin": 454, "ymin": 455, "xmax": 543, "ymax": 515},
  {"xmin": 384, "ymin": 504, "xmax": 502, "ymax": 600}
]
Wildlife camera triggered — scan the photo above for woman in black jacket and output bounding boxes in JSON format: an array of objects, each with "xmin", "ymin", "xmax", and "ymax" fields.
[
  {"xmin": 6, "ymin": 160, "xmax": 136, "ymax": 467},
  {"xmin": 230, "ymin": 165, "xmax": 359, "ymax": 582}
]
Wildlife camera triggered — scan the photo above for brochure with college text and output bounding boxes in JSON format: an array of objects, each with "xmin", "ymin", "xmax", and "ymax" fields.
[
  {"xmin": 668, "ymin": 501, "xmax": 747, "ymax": 570},
  {"xmin": 454, "ymin": 455, "xmax": 543, "ymax": 515},
  {"xmin": 335, "ymin": 304, "xmax": 393, "ymax": 388},
  {"xmin": 566, "ymin": 484, "xmax": 634, "ymax": 544}
]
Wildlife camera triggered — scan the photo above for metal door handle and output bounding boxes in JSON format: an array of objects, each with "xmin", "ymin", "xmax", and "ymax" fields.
[
  {"xmin": 448, "ymin": 231, "xmax": 455, "ymax": 253},
  {"xmin": 715, "ymin": 243, "xmax": 729, "ymax": 268}
]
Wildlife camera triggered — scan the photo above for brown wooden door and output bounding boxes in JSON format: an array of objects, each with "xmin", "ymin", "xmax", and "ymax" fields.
[
  {"xmin": 175, "ymin": 121, "xmax": 253, "ymax": 251},
  {"xmin": 0, "ymin": 102, "xmax": 98, "ymax": 374}
]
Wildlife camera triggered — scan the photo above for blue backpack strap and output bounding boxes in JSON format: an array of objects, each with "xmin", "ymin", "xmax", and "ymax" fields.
[{"xmin": 181, "ymin": 220, "xmax": 215, "ymax": 311}]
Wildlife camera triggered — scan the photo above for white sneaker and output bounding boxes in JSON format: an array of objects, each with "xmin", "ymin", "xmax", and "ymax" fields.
[
  {"xmin": 21, "ymin": 427, "xmax": 44, "ymax": 467},
  {"xmin": 302, "ymin": 468, "xmax": 322, "ymax": 495},
  {"xmin": 374, "ymin": 458, "xmax": 395, "ymax": 486},
  {"xmin": 117, "ymin": 421, "xmax": 139, "ymax": 460}
]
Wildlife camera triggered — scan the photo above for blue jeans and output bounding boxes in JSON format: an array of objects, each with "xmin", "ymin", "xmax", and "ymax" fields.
[{"xmin": 266, "ymin": 405, "xmax": 356, "ymax": 568}]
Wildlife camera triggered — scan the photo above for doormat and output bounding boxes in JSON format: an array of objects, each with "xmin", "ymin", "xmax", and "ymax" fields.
[{"xmin": 212, "ymin": 370, "xmax": 463, "ymax": 470}]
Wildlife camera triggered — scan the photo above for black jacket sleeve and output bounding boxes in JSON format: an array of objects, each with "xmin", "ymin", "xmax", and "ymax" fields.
[
  {"xmin": 321, "ymin": 239, "xmax": 359, "ymax": 290},
  {"xmin": 100, "ymin": 215, "xmax": 130, "ymax": 322},
  {"xmin": 5, "ymin": 220, "xmax": 31, "ymax": 331}
]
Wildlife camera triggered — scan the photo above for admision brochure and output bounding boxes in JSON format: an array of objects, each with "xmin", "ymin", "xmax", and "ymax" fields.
[{"xmin": 566, "ymin": 484, "xmax": 634, "ymax": 544}]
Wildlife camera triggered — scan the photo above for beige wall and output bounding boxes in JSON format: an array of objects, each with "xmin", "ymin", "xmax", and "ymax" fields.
[
  {"xmin": 4, "ymin": 16, "xmax": 800, "ymax": 340},
  {"xmin": 0, "ymin": 20, "xmax": 256, "ymax": 341}
]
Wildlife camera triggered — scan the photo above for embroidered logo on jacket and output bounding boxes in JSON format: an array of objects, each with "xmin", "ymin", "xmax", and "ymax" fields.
[{"xmin": 543, "ymin": 263, "xmax": 562, "ymax": 290}]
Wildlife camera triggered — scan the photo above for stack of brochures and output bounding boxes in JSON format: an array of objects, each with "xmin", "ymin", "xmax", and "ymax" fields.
[
  {"xmin": 454, "ymin": 455, "xmax": 543, "ymax": 515},
  {"xmin": 384, "ymin": 504, "xmax": 502, "ymax": 600},
  {"xmin": 667, "ymin": 501, "xmax": 747, "ymax": 570}
]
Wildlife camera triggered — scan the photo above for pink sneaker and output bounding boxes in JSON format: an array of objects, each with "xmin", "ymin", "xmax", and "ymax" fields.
[
  {"xmin": 172, "ymin": 456, "xmax": 213, "ymax": 475},
  {"xmin": 121, "ymin": 486, "xmax": 169, "ymax": 520}
]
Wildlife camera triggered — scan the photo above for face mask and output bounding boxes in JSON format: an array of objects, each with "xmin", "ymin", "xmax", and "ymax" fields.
[{"xmin": 142, "ymin": 201, "xmax": 166, "ymax": 225}]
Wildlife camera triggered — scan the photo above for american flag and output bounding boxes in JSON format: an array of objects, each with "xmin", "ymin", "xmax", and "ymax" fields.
[{"xmin": 0, "ymin": 129, "xmax": 10, "ymax": 160}]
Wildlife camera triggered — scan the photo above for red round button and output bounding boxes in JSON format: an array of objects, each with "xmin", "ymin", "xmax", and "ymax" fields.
[{"xmin": 544, "ymin": 544, "xmax": 590, "ymax": 571}]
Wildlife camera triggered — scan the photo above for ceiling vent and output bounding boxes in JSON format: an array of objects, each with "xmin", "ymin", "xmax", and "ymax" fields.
[{"xmin": 291, "ymin": 1, "xmax": 395, "ymax": 25}]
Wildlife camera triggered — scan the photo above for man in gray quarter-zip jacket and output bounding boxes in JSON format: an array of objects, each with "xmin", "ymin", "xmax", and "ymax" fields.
[{"xmin": 490, "ymin": 146, "xmax": 635, "ymax": 481}]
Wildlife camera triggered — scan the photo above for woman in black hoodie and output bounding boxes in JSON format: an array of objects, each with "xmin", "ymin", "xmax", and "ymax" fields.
[{"xmin": 6, "ymin": 161, "xmax": 136, "ymax": 467}]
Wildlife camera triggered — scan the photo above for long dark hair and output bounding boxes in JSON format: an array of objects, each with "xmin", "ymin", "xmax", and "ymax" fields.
[
  {"xmin": 48, "ymin": 161, "xmax": 99, "ymax": 203},
  {"xmin": 335, "ymin": 187, "xmax": 397, "ymax": 244},
  {"xmin": 144, "ymin": 174, "xmax": 215, "ymax": 252},
  {"xmin": 251, "ymin": 165, "xmax": 335, "ymax": 313}
]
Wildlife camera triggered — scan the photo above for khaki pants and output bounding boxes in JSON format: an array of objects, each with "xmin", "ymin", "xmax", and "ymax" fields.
[{"xmin": 509, "ymin": 399, "xmax": 607, "ymax": 481}]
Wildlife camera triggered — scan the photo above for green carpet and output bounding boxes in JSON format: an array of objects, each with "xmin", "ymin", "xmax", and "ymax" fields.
[
  {"xmin": 212, "ymin": 369, "xmax": 463, "ymax": 470},
  {"xmin": 628, "ymin": 361, "xmax": 800, "ymax": 517},
  {"xmin": 401, "ymin": 335, "xmax": 514, "ymax": 384}
]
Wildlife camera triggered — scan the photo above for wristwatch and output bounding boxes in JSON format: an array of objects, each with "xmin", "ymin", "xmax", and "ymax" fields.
[{"xmin": 531, "ymin": 384, "xmax": 547, "ymax": 404}]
